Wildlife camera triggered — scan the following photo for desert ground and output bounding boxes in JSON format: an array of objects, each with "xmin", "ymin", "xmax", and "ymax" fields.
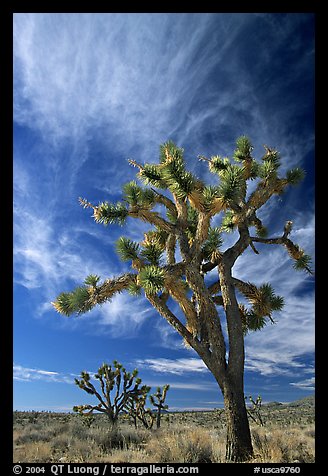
[{"xmin": 13, "ymin": 395, "xmax": 315, "ymax": 463}]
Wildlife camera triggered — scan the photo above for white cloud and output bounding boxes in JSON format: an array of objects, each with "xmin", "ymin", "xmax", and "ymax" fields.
[
  {"xmin": 244, "ymin": 292, "xmax": 314, "ymax": 377},
  {"xmin": 290, "ymin": 377, "xmax": 315, "ymax": 391},
  {"xmin": 136, "ymin": 357, "xmax": 208, "ymax": 375},
  {"xmin": 96, "ymin": 294, "xmax": 153, "ymax": 337},
  {"xmin": 140, "ymin": 379, "xmax": 216, "ymax": 392},
  {"xmin": 14, "ymin": 364, "xmax": 73, "ymax": 384},
  {"xmin": 13, "ymin": 207, "xmax": 111, "ymax": 292},
  {"xmin": 13, "ymin": 14, "xmax": 266, "ymax": 165}
]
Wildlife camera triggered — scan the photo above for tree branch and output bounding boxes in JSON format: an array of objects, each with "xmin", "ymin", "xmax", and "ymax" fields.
[
  {"xmin": 95, "ymin": 273, "xmax": 137, "ymax": 304},
  {"xmin": 151, "ymin": 189, "xmax": 177, "ymax": 218},
  {"xmin": 224, "ymin": 224, "xmax": 251, "ymax": 267},
  {"xmin": 191, "ymin": 211, "xmax": 211, "ymax": 257},
  {"xmin": 129, "ymin": 208, "xmax": 175, "ymax": 233},
  {"xmin": 145, "ymin": 292, "xmax": 198, "ymax": 348}
]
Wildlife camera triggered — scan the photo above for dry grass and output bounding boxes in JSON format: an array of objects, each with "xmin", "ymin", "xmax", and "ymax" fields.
[
  {"xmin": 146, "ymin": 425, "xmax": 220, "ymax": 463},
  {"xmin": 251, "ymin": 425, "xmax": 315, "ymax": 463},
  {"xmin": 13, "ymin": 403, "xmax": 315, "ymax": 463}
]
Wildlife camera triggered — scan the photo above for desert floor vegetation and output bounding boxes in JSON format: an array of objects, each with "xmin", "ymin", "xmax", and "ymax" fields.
[{"xmin": 13, "ymin": 396, "xmax": 314, "ymax": 464}]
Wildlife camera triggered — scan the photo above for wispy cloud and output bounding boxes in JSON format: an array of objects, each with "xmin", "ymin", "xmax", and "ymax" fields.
[
  {"xmin": 14, "ymin": 364, "xmax": 75, "ymax": 384},
  {"xmin": 13, "ymin": 206, "xmax": 114, "ymax": 292},
  {"xmin": 136, "ymin": 358, "xmax": 208, "ymax": 375},
  {"xmin": 14, "ymin": 13, "xmax": 311, "ymax": 171},
  {"xmin": 95, "ymin": 295, "xmax": 154, "ymax": 337},
  {"xmin": 13, "ymin": 203, "xmax": 155, "ymax": 336},
  {"xmin": 290, "ymin": 377, "xmax": 315, "ymax": 391}
]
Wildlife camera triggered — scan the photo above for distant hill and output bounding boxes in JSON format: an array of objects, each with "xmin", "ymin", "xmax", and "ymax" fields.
[
  {"xmin": 288, "ymin": 394, "xmax": 315, "ymax": 408},
  {"xmin": 264, "ymin": 401, "xmax": 283, "ymax": 408}
]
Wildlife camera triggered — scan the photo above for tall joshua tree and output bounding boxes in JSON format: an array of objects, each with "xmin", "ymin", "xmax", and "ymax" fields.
[{"xmin": 52, "ymin": 137, "xmax": 312, "ymax": 461}]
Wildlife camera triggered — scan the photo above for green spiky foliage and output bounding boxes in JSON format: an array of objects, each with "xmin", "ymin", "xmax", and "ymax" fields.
[
  {"xmin": 202, "ymin": 185, "xmax": 221, "ymax": 212},
  {"xmin": 201, "ymin": 227, "xmax": 223, "ymax": 261},
  {"xmin": 137, "ymin": 164, "xmax": 166, "ymax": 188},
  {"xmin": 235, "ymin": 281, "xmax": 284, "ymax": 334},
  {"xmin": 209, "ymin": 155, "xmax": 230, "ymax": 174},
  {"xmin": 127, "ymin": 281, "xmax": 142, "ymax": 297},
  {"xmin": 54, "ymin": 137, "xmax": 313, "ymax": 463},
  {"xmin": 293, "ymin": 253, "xmax": 312, "ymax": 272},
  {"xmin": 160, "ymin": 140, "xmax": 184, "ymax": 164},
  {"xmin": 140, "ymin": 233, "xmax": 165, "ymax": 265},
  {"xmin": 221, "ymin": 210, "xmax": 236, "ymax": 233},
  {"xmin": 94, "ymin": 201, "xmax": 129, "ymax": 226},
  {"xmin": 254, "ymin": 223, "xmax": 268, "ymax": 238},
  {"xmin": 116, "ymin": 237, "xmax": 140, "ymax": 262},
  {"xmin": 138, "ymin": 265, "xmax": 165, "ymax": 295},
  {"xmin": 218, "ymin": 165, "xmax": 246, "ymax": 205},
  {"xmin": 73, "ymin": 361, "xmax": 149, "ymax": 426},
  {"xmin": 53, "ymin": 287, "xmax": 92, "ymax": 316},
  {"xmin": 84, "ymin": 274, "xmax": 101, "ymax": 287},
  {"xmin": 286, "ymin": 167, "xmax": 306, "ymax": 185},
  {"xmin": 233, "ymin": 136, "xmax": 254, "ymax": 161},
  {"xmin": 123, "ymin": 181, "xmax": 155, "ymax": 207},
  {"xmin": 161, "ymin": 157, "xmax": 197, "ymax": 200}
]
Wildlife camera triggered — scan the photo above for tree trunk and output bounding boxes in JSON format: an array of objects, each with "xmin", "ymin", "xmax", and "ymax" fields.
[
  {"xmin": 224, "ymin": 385, "xmax": 253, "ymax": 462},
  {"xmin": 156, "ymin": 409, "xmax": 161, "ymax": 429}
]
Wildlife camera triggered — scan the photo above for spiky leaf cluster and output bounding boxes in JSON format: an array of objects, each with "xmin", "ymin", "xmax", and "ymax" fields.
[
  {"xmin": 160, "ymin": 140, "xmax": 184, "ymax": 164},
  {"xmin": 259, "ymin": 160, "xmax": 279, "ymax": 181},
  {"xmin": 140, "ymin": 241, "xmax": 164, "ymax": 265},
  {"xmin": 209, "ymin": 156, "xmax": 230, "ymax": 175},
  {"xmin": 143, "ymin": 229, "xmax": 168, "ymax": 248},
  {"xmin": 52, "ymin": 286, "xmax": 92, "ymax": 316},
  {"xmin": 221, "ymin": 210, "xmax": 236, "ymax": 233},
  {"xmin": 186, "ymin": 205, "xmax": 199, "ymax": 242},
  {"xmin": 238, "ymin": 282, "xmax": 284, "ymax": 334},
  {"xmin": 218, "ymin": 165, "xmax": 246, "ymax": 206},
  {"xmin": 201, "ymin": 227, "xmax": 223, "ymax": 261},
  {"xmin": 262, "ymin": 148, "xmax": 281, "ymax": 167},
  {"xmin": 161, "ymin": 157, "xmax": 197, "ymax": 200},
  {"xmin": 128, "ymin": 281, "xmax": 142, "ymax": 297},
  {"xmin": 138, "ymin": 265, "xmax": 166, "ymax": 295},
  {"xmin": 93, "ymin": 201, "xmax": 128, "ymax": 226},
  {"xmin": 233, "ymin": 136, "xmax": 254, "ymax": 161},
  {"xmin": 254, "ymin": 223, "xmax": 268, "ymax": 238},
  {"xmin": 84, "ymin": 274, "xmax": 100, "ymax": 287},
  {"xmin": 138, "ymin": 164, "xmax": 166, "ymax": 188},
  {"xmin": 123, "ymin": 181, "xmax": 155, "ymax": 207},
  {"xmin": 293, "ymin": 253, "xmax": 312, "ymax": 273},
  {"xmin": 116, "ymin": 237, "xmax": 140, "ymax": 262},
  {"xmin": 286, "ymin": 167, "xmax": 306, "ymax": 185},
  {"xmin": 202, "ymin": 185, "xmax": 221, "ymax": 212}
]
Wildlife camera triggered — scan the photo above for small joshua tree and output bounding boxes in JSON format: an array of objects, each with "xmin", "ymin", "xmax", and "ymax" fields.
[
  {"xmin": 124, "ymin": 390, "xmax": 155, "ymax": 429},
  {"xmin": 150, "ymin": 384, "xmax": 170, "ymax": 429},
  {"xmin": 54, "ymin": 138, "xmax": 312, "ymax": 461},
  {"xmin": 246, "ymin": 395, "xmax": 264, "ymax": 426},
  {"xmin": 73, "ymin": 361, "xmax": 148, "ymax": 426}
]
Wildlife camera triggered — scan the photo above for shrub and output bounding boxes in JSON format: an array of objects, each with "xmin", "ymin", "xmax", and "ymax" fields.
[{"xmin": 146, "ymin": 426, "xmax": 215, "ymax": 463}]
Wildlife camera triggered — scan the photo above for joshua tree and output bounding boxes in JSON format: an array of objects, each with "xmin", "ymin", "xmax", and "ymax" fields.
[
  {"xmin": 246, "ymin": 395, "xmax": 264, "ymax": 427},
  {"xmin": 124, "ymin": 391, "xmax": 155, "ymax": 429},
  {"xmin": 53, "ymin": 138, "xmax": 312, "ymax": 461},
  {"xmin": 150, "ymin": 384, "xmax": 170, "ymax": 429},
  {"xmin": 73, "ymin": 361, "xmax": 149, "ymax": 426}
]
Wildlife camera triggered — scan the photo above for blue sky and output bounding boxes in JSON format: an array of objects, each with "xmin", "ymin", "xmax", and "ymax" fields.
[{"xmin": 13, "ymin": 13, "xmax": 315, "ymax": 412}]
